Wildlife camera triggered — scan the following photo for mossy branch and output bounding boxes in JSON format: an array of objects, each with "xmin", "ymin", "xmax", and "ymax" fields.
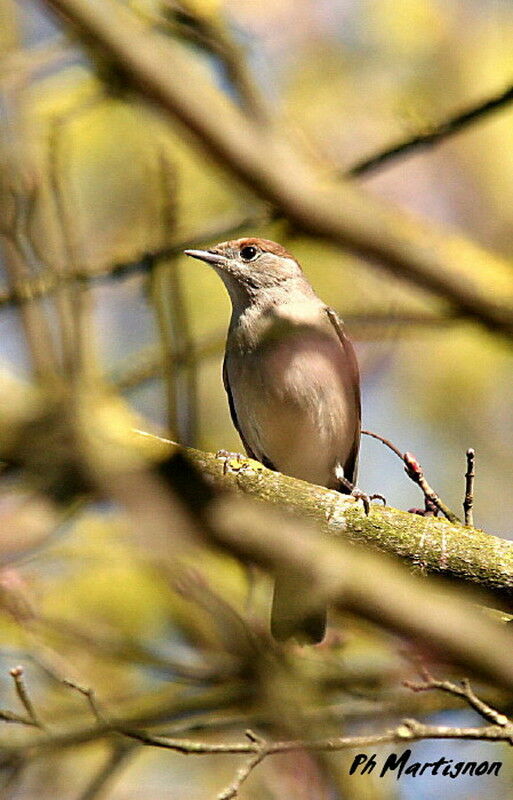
[{"xmin": 134, "ymin": 431, "xmax": 513, "ymax": 609}]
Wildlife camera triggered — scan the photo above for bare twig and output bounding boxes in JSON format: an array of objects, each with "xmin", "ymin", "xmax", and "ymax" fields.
[
  {"xmin": 9, "ymin": 666, "xmax": 45, "ymax": 730},
  {"xmin": 361, "ymin": 429, "xmax": 403, "ymax": 459},
  {"xmin": 404, "ymin": 668, "xmax": 509, "ymax": 728},
  {"xmin": 464, "ymin": 448, "xmax": 476, "ymax": 527},
  {"xmin": 1, "ymin": 665, "xmax": 511, "ymax": 798},
  {"xmin": 121, "ymin": 716, "xmax": 513, "ymax": 755},
  {"xmin": 403, "ymin": 452, "xmax": 461, "ymax": 524},
  {"xmin": 0, "ymin": 709, "xmax": 37, "ymax": 727},
  {"xmin": 62, "ymin": 680, "xmax": 103, "ymax": 723},
  {"xmin": 47, "ymin": 100, "xmax": 105, "ymax": 379},
  {"xmin": 348, "ymin": 82, "xmax": 513, "ymax": 177},
  {"xmin": 0, "ymin": 683, "xmax": 249, "ymax": 754},
  {"xmin": 362, "ymin": 430, "xmax": 461, "ymax": 523},
  {"xmin": 217, "ymin": 730, "xmax": 267, "ymax": 800}
]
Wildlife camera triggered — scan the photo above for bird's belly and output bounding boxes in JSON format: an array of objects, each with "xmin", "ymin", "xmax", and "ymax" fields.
[{"xmin": 230, "ymin": 337, "xmax": 356, "ymax": 487}]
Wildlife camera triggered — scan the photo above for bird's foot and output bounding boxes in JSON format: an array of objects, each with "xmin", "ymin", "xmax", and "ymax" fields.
[
  {"xmin": 350, "ymin": 487, "xmax": 387, "ymax": 516},
  {"xmin": 216, "ymin": 449, "xmax": 247, "ymax": 475},
  {"xmin": 215, "ymin": 449, "xmax": 264, "ymax": 476}
]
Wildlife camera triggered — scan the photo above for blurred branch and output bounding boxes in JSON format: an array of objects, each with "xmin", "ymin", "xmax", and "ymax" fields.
[
  {"xmin": 2, "ymin": 372, "xmax": 513, "ymax": 705},
  {"xmin": 348, "ymin": 81, "xmax": 513, "ymax": 177},
  {"xmin": 0, "ymin": 194, "xmax": 59, "ymax": 380},
  {"xmin": 0, "ymin": 15, "xmax": 62, "ymax": 381},
  {"xmin": 151, "ymin": 254, "xmax": 198, "ymax": 444},
  {"xmin": 158, "ymin": 0, "xmax": 270, "ymax": 121},
  {"xmin": 75, "ymin": 742, "xmax": 136, "ymax": 800},
  {"xmin": 0, "ymin": 211, "xmax": 258, "ymax": 309},
  {"xmin": 1, "ymin": 368, "xmax": 513, "ymax": 688},
  {"xmin": 112, "ymin": 311, "xmax": 458, "ymax": 392},
  {"xmin": 1, "ymin": 664, "xmax": 511, "ymax": 799},
  {"xmin": 0, "ymin": 37, "xmax": 73, "ymax": 82},
  {"xmin": 120, "ymin": 688, "xmax": 513, "ymax": 799},
  {"xmin": 41, "ymin": 0, "xmax": 513, "ymax": 340},
  {"xmin": 156, "ymin": 464, "xmax": 513, "ymax": 694},
  {"xmin": 133, "ymin": 433, "xmax": 513, "ymax": 610},
  {"xmin": 0, "ymin": 682, "xmax": 249, "ymax": 755}
]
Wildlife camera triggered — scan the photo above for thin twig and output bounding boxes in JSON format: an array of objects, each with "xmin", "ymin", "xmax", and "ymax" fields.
[
  {"xmin": 62, "ymin": 680, "xmax": 103, "ymax": 723},
  {"xmin": 217, "ymin": 730, "xmax": 267, "ymax": 800},
  {"xmin": 404, "ymin": 668, "xmax": 509, "ymax": 728},
  {"xmin": 348, "ymin": 82, "xmax": 513, "ymax": 177},
  {"xmin": 121, "ymin": 716, "xmax": 513, "ymax": 756},
  {"xmin": 0, "ymin": 709, "xmax": 37, "ymax": 727},
  {"xmin": 403, "ymin": 452, "xmax": 461, "ymax": 524},
  {"xmin": 361, "ymin": 429, "xmax": 403, "ymax": 459},
  {"xmin": 361, "ymin": 430, "xmax": 461, "ymax": 523},
  {"xmin": 9, "ymin": 666, "xmax": 45, "ymax": 730},
  {"xmin": 151, "ymin": 252, "xmax": 199, "ymax": 445},
  {"xmin": 464, "ymin": 448, "xmax": 475, "ymax": 527},
  {"xmin": 47, "ymin": 99, "xmax": 106, "ymax": 379}
]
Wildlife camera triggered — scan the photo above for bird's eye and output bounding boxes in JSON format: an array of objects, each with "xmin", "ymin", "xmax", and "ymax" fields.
[{"xmin": 240, "ymin": 245, "xmax": 259, "ymax": 262}]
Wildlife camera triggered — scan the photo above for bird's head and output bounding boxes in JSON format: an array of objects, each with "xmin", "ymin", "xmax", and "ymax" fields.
[{"xmin": 184, "ymin": 237, "xmax": 308, "ymax": 307}]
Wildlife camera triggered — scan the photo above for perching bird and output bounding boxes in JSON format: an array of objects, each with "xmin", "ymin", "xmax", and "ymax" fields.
[{"xmin": 184, "ymin": 238, "xmax": 361, "ymax": 643}]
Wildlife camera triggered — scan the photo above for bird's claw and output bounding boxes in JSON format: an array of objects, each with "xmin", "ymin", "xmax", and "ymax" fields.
[
  {"xmin": 216, "ymin": 449, "xmax": 247, "ymax": 475},
  {"xmin": 215, "ymin": 449, "xmax": 265, "ymax": 476},
  {"xmin": 351, "ymin": 488, "xmax": 387, "ymax": 515}
]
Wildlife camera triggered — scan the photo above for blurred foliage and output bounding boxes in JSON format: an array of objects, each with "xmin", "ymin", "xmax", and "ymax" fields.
[{"xmin": 1, "ymin": 0, "xmax": 513, "ymax": 797}]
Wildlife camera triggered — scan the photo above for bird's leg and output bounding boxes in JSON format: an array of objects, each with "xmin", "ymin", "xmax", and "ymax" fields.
[
  {"xmin": 336, "ymin": 472, "xmax": 386, "ymax": 516},
  {"xmin": 351, "ymin": 487, "xmax": 387, "ymax": 515}
]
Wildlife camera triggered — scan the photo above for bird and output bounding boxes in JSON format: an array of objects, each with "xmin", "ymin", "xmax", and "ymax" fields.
[{"xmin": 184, "ymin": 237, "xmax": 361, "ymax": 643}]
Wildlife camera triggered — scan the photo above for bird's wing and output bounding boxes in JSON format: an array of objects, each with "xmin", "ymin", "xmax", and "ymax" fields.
[
  {"xmin": 325, "ymin": 307, "xmax": 361, "ymax": 487},
  {"xmin": 222, "ymin": 356, "xmax": 259, "ymax": 461}
]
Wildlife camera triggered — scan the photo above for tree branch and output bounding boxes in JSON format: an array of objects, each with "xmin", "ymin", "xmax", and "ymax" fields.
[
  {"xmin": 121, "ymin": 717, "xmax": 513, "ymax": 755},
  {"xmin": 348, "ymin": 81, "xmax": 513, "ymax": 177},
  {"xmin": 114, "ymin": 430, "xmax": 513, "ymax": 694},
  {"xmin": 122, "ymin": 714, "xmax": 513, "ymax": 799},
  {"xmin": 41, "ymin": 0, "xmax": 513, "ymax": 340},
  {"xmin": 133, "ymin": 431, "xmax": 513, "ymax": 610}
]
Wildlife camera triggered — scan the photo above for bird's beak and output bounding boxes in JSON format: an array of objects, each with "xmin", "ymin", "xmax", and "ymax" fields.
[{"xmin": 184, "ymin": 249, "xmax": 229, "ymax": 266}]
